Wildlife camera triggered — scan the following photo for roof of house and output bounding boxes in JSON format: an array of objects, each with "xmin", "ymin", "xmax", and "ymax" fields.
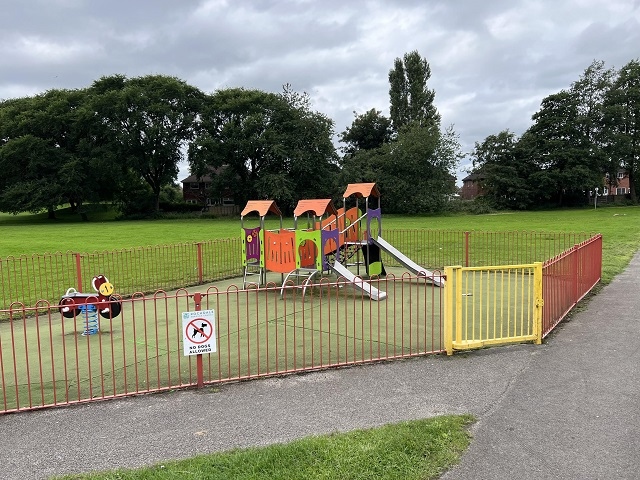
[
  {"xmin": 180, "ymin": 165, "xmax": 228, "ymax": 183},
  {"xmin": 461, "ymin": 172, "xmax": 485, "ymax": 182}
]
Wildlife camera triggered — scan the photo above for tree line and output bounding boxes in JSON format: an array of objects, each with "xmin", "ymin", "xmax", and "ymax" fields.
[
  {"xmin": 2, "ymin": 53, "xmax": 638, "ymax": 219},
  {"xmin": 0, "ymin": 51, "xmax": 461, "ymax": 218},
  {"xmin": 470, "ymin": 59, "xmax": 640, "ymax": 209}
]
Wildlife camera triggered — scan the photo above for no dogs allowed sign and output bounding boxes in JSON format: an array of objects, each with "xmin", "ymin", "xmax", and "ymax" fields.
[{"xmin": 182, "ymin": 309, "xmax": 217, "ymax": 356}]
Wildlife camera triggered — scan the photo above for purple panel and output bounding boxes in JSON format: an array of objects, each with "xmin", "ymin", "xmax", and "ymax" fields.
[
  {"xmin": 244, "ymin": 227, "xmax": 261, "ymax": 262},
  {"xmin": 321, "ymin": 228, "xmax": 340, "ymax": 269},
  {"xmin": 367, "ymin": 208, "xmax": 382, "ymax": 242}
]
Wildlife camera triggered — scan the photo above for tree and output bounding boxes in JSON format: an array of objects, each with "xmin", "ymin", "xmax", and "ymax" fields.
[
  {"xmin": 341, "ymin": 122, "xmax": 460, "ymax": 213},
  {"xmin": 339, "ymin": 51, "xmax": 458, "ymax": 213},
  {"xmin": 388, "ymin": 50, "xmax": 440, "ymax": 131},
  {"xmin": 0, "ymin": 89, "xmax": 114, "ymax": 218},
  {"xmin": 524, "ymin": 90, "xmax": 603, "ymax": 206},
  {"xmin": 190, "ymin": 86, "xmax": 339, "ymax": 211},
  {"xmin": 339, "ymin": 109, "xmax": 392, "ymax": 156},
  {"xmin": 471, "ymin": 130, "xmax": 538, "ymax": 209},
  {"xmin": 604, "ymin": 59, "xmax": 640, "ymax": 202},
  {"xmin": 571, "ymin": 60, "xmax": 614, "ymax": 180},
  {"xmin": 90, "ymin": 74, "xmax": 205, "ymax": 212}
]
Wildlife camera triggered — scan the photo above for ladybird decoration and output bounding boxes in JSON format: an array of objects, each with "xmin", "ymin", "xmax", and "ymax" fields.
[
  {"xmin": 91, "ymin": 274, "xmax": 122, "ymax": 318},
  {"xmin": 58, "ymin": 274, "xmax": 122, "ymax": 320}
]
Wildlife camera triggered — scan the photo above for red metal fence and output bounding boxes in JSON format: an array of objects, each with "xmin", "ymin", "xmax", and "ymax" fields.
[
  {"xmin": 542, "ymin": 234, "xmax": 602, "ymax": 337},
  {"xmin": 1, "ymin": 230, "xmax": 591, "ymax": 312},
  {"xmin": 1, "ymin": 273, "xmax": 443, "ymax": 413},
  {"xmin": 0, "ymin": 230, "xmax": 601, "ymax": 413}
]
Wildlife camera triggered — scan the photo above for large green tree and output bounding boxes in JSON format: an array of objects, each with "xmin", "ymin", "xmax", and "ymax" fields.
[
  {"xmin": 471, "ymin": 130, "xmax": 538, "ymax": 209},
  {"xmin": 571, "ymin": 60, "xmax": 614, "ymax": 180},
  {"xmin": 604, "ymin": 59, "xmax": 640, "ymax": 202},
  {"xmin": 90, "ymin": 74, "xmax": 204, "ymax": 212},
  {"xmin": 190, "ymin": 86, "xmax": 339, "ymax": 211},
  {"xmin": 524, "ymin": 90, "xmax": 602, "ymax": 206},
  {"xmin": 339, "ymin": 109, "xmax": 392, "ymax": 156},
  {"xmin": 0, "ymin": 89, "xmax": 113, "ymax": 218},
  {"xmin": 340, "ymin": 50, "xmax": 458, "ymax": 212},
  {"xmin": 341, "ymin": 122, "xmax": 460, "ymax": 213},
  {"xmin": 388, "ymin": 50, "xmax": 440, "ymax": 131}
]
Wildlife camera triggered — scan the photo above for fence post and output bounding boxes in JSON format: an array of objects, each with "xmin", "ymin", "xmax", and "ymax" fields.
[
  {"xmin": 75, "ymin": 253, "xmax": 83, "ymax": 292},
  {"xmin": 196, "ymin": 242, "xmax": 204, "ymax": 284},
  {"xmin": 454, "ymin": 266, "xmax": 463, "ymax": 347},
  {"xmin": 444, "ymin": 266, "xmax": 454, "ymax": 355},
  {"xmin": 194, "ymin": 292, "xmax": 204, "ymax": 388},
  {"xmin": 534, "ymin": 262, "xmax": 543, "ymax": 344},
  {"xmin": 464, "ymin": 231, "xmax": 470, "ymax": 267},
  {"xmin": 572, "ymin": 244, "xmax": 579, "ymax": 308}
]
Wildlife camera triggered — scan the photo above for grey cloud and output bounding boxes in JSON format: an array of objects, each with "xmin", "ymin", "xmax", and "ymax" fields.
[{"xmin": 1, "ymin": 0, "xmax": 639, "ymax": 184}]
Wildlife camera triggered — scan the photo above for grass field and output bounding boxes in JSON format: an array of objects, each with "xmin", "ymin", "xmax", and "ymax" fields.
[{"xmin": 2, "ymin": 204, "xmax": 638, "ymax": 284}]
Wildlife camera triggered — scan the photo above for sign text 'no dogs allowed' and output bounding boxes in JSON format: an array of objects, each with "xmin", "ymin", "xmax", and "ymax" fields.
[{"xmin": 182, "ymin": 309, "xmax": 217, "ymax": 356}]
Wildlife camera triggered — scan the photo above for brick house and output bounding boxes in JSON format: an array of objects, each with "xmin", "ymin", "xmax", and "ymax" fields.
[
  {"xmin": 180, "ymin": 166, "xmax": 239, "ymax": 215},
  {"xmin": 603, "ymin": 170, "xmax": 630, "ymax": 196},
  {"xmin": 460, "ymin": 171, "xmax": 486, "ymax": 200}
]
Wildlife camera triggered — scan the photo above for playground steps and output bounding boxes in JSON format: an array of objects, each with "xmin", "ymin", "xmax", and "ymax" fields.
[
  {"xmin": 327, "ymin": 241, "xmax": 366, "ymax": 267},
  {"xmin": 243, "ymin": 262, "xmax": 264, "ymax": 288}
]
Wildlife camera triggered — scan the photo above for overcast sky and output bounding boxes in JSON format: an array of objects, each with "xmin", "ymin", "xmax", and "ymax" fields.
[{"xmin": 1, "ymin": 0, "xmax": 639, "ymax": 184}]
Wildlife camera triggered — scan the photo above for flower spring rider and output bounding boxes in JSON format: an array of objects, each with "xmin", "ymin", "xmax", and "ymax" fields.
[{"xmin": 58, "ymin": 274, "xmax": 122, "ymax": 335}]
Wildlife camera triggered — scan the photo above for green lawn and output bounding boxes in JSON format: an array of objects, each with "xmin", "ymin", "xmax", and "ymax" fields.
[
  {"xmin": 56, "ymin": 415, "xmax": 475, "ymax": 480},
  {"xmin": 3, "ymin": 204, "xmax": 638, "ymax": 284}
]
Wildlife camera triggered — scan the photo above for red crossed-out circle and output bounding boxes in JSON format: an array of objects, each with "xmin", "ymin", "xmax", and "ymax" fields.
[{"xmin": 185, "ymin": 318, "xmax": 213, "ymax": 344}]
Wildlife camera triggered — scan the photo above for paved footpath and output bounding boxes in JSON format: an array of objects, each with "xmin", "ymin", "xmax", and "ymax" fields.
[{"xmin": 2, "ymin": 252, "xmax": 639, "ymax": 480}]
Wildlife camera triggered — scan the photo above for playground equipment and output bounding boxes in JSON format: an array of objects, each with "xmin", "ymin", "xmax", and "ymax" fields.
[
  {"xmin": 241, "ymin": 200, "xmax": 283, "ymax": 288},
  {"xmin": 240, "ymin": 196, "xmax": 386, "ymax": 300},
  {"xmin": 342, "ymin": 183, "xmax": 445, "ymax": 287},
  {"xmin": 240, "ymin": 182, "xmax": 443, "ymax": 299},
  {"xmin": 58, "ymin": 274, "xmax": 122, "ymax": 335}
]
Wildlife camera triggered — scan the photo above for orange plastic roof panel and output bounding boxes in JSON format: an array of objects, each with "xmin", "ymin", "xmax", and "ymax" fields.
[
  {"xmin": 293, "ymin": 199, "xmax": 338, "ymax": 217},
  {"xmin": 241, "ymin": 200, "xmax": 282, "ymax": 217},
  {"xmin": 343, "ymin": 183, "xmax": 380, "ymax": 199}
]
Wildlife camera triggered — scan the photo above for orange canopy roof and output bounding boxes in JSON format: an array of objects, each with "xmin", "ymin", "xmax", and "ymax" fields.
[
  {"xmin": 293, "ymin": 199, "xmax": 338, "ymax": 217},
  {"xmin": 343, "ymin": 183, "xmax": 380, "ymax": 199},
  {"xmin": 241, "ymin": 200, "xmax": 282, "ymax": 218}
]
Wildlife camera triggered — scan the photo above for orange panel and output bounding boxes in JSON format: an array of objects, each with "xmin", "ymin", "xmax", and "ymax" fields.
[
  {"xmin": 343, "ymin": 207, "xmax": 361, "ymax": 243},
  {"xmin": 264, "ymin": 229, "xmax": 296, "ymax": 273}
]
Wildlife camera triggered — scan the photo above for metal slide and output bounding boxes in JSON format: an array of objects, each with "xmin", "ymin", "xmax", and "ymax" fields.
[
  {"xmin": 372, "ymin": 236, "xmax": 445, "ymax": 287},
  {"xmin": 330, "ymin": 261, "xmax": 387, "ymax": 301}
]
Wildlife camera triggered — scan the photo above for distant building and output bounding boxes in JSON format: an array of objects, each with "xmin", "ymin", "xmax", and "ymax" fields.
[
  {"xmin": 603, "ymin": 170, "xmax": 630, "ymax": 197},
  {"xmin": 180, "ymin": 166, "xmax": 239, "ymax": 215},
  {"xmin": 460, "ymin": 171, "xmax": 486, "ymax": 200}
]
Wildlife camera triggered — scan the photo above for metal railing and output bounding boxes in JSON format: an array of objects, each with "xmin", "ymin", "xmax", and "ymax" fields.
[
  {"xmin": 542, "ymin": 235, "xmax": 602, "ymax": 337},
  {"xmin": 0, "ymin": 230, "xmax": 602, "ymax": 413},
  {"xmin": 1, "ymin": 230, "xmax": 592, "ymax": 312},
  {"xmin": 0, "ymin": 273, "xmax": 443, "ymax": 413}
]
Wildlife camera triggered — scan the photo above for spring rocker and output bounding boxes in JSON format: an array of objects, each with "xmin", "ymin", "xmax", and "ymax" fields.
[{"xmin": 58, "ymin": 274, "xmax": 123, "ymax": 335}]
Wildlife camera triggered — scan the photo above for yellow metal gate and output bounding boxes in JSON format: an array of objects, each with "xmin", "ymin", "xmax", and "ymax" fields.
[{"xmin": 444, "ymin": 263, "xmax": 543, "ymax": 354}]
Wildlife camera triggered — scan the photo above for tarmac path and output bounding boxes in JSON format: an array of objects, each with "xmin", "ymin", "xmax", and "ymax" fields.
[{"xmin": 1, "ymin": 252, "xmax": 639, "ymax": 479}]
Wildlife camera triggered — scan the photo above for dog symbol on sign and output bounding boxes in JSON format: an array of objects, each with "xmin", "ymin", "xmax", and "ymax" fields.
[{"xmin": 192, "ymin": 322, "xmax": 208, "ymax": 339}]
